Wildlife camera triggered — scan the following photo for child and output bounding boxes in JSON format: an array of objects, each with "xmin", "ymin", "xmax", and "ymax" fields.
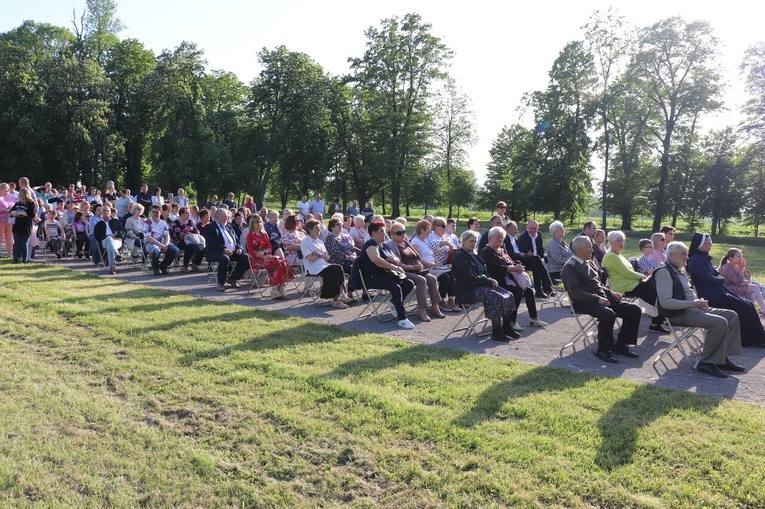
[
  {"xmin": 636, "ymin": 239, "xmax": 656, "ymax": 276},
  {"xmin": 72, "ymin": 211, "xmax": 89, "ymax": 259},
  {"xmin": 43, "ymin": 210, "xmax": 65, "ymax": 259}
]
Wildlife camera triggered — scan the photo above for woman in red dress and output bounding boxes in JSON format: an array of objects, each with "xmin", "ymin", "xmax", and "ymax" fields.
[{"xmin": 246, "ymin": 214, "xmax": 294, "ymax": 299}]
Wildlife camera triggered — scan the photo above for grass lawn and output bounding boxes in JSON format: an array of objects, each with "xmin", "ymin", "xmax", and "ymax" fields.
[{"xmin": 2, "ymin": 260, "xmax": 765, "ymax": 508}]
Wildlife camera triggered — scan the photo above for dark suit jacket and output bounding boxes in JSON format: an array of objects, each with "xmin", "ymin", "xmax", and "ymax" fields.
[
  {"xmin": 93, "ymin": 218, "xmax": 126, "ymax": 243},
  {"xmin": 203, "ymin": 221, "xmax": 241, "ymax": 257},
  {"xmin": 502, "ymin": 236, "xmax": 523, "ymax": 261},
  {"xmin": 516, "ymin": 230, "xmax": 545, "ymax": 259}
]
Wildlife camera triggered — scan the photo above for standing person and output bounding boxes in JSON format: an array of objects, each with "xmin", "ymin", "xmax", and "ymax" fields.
[
  {"xmin": 151, "ymin": 187, "xmax": 165, "ymax": 207},
  {"xmin": 655, "ymin": 241, "xmax": 744, "ymax": 378},
  {"xmin": 114, "ymin": 189, "xmax": 134, "ymax": 219},
  {"xmin": 362, "ymin": 201, "xmax": 375, "ymax": 223},
  {"xmin": 297, "ymin": 195, "xmax": 310, "ymax": 221},
  {"xmin": 561, "ymin": 236, "xmax": 642, "ymax": 363},
  {"xmin": 346, "ymin": 200, "xmax": 359, "ymax": 217},
  {"xmin": 495, "ymin": 201, "xmax": 510, "ymax": 225},
  {"xmin": 309, "ymin": 192, "xmax": 325, "ymax": 216},
  {"xmin": 660, "ymin": 225, "xmax": 676, "ymax": 244},
  {"xmin": 135, "ymin": 184, "xmax": 153, "ymax": 211},
  {"xmin": 223, "ymin": 193, "xmax": 237, "ymax": 209},
  {"xmin": 173, "ymin": 188, "xmax": 189, "ymax": 207},
  {"xmin": 102, "ymin": 181, "xmax": 118, "ymax": 204},
  {"xmin": 0, "ymin": 183, "xmax": 17, "ymax": 256},
  {"xmin": 330, "ymin": 198, "xmax": 342, "ymax": 214},
  {"xmin": 9, "ymin": 188, "xmax": 38, "ymax": 263}
]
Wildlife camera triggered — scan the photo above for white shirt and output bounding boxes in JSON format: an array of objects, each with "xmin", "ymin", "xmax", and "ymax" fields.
[
  {"xmin": 217, "ymin": 221, "xmax": 235, "ymax": 252},
  {"xmin": 529, "ymin": 233, "xmax": 539, "ymax": 256},
  {"xmin": 146, "ymin": 218, "xmax": 170, "ymax": 242},
  {"xmin": 309, "ymin": 199, "xmax": 325, "ymax": 215},
  {"xmin": 301, "ymin": 235, "xmax": 329, "ymax": 275},
  {"xmin": 410, "ymin": 236, "xmax": 436, "ymax": 264},
  {"xmin": 297, "ymin": 201, "xmax": 310, "ymax": 219}
]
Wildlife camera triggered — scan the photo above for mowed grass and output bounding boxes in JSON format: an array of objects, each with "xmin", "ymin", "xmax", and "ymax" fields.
[{"xmin": 2, "ymin": 262, "xmax": 765, "ymax": 508}]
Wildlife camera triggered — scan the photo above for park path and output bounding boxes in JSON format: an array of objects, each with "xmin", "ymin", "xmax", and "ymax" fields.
[{"xmin": 66, "ymin": 259, "xmax": 765, "ymax": 405}]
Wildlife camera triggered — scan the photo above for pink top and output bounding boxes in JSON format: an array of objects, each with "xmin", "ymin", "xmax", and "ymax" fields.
[
  {"xmin": 0, "ymin": 194, "xmax": 17, "ymax": 223},
  {"xmin": 649, "ymin": 249, "xmax": 666, "ymax": 267}
]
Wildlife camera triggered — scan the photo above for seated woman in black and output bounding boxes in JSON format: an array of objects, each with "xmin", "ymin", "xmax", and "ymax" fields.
[
  {"xmin": 359, "ymin": 220, "xmax": 415, "ymax": 330},
  {"xmin": 687, "ymin": 232, "xmax": 765, "ymax": 347},
  {"xmin": 480, "ymin": 226, "xmax": 548, "ymax": 335},
  {"xmin": 452, "ymin": 230, "xmax": 517, "ymax": 341}
]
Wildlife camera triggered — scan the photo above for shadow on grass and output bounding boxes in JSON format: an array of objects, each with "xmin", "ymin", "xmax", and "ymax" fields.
[{"xmin": 179, "ymin": 319, "xmax": 351, "ymax": 365}]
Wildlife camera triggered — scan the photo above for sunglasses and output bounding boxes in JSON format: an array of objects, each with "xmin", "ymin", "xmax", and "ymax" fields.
[
  {"xmin": 392, "ymin": 231, "xmax": 406, "ymax": 236},
  {"xmin": 498, "ymin": 206, "xmax": 506, "ymax": 209}
]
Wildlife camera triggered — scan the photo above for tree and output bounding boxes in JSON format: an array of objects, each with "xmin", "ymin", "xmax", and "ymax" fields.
[
  {"xmin": 248, "ymin": 46, "xmax": 331, "ymax": 208},
  {"xmin": 349, "ymin": 13, "xmax": 452, "ymax": 217},
  {"xmin": 698, "ymin": 128, "xmax": 742, "ymax": 235},
  {"xmin": 529, "ymin": 40, "xmax": 597, "ymax": 219},
  {"xmin": 431, "ymin": 78, "xmax": 475, "ymax": 217},
  {"xmin": 583, "ymin": 8, "xmax": 631, "ymax": 226},
  {"xmin": 627, "ymin": 17, "xmax": 723, "ymax": 231},
  {"xmin": 481, "ymin": 124, "xmax": 537, "ymax": 220}
]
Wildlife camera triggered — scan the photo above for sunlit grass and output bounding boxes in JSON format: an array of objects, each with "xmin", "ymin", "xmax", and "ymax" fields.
[{"xmin": 1, "ymin": 260, "xmax": 764, "ymax": 507}]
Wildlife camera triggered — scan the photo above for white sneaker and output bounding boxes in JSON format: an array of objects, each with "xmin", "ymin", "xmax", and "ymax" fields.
[
  {"xmin": 512, "ymin": 323, "xmax": 524, "ymax": 332},
  {"xmin": 397, "ymin": 318, "xmax": 414, "ymax": 330},
  {"xmin": 529, "ymin": 318, "xmax": 549, "ymax": 327}
]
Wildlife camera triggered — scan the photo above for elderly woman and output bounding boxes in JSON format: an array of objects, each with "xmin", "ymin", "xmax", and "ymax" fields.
[
  {"xmin": 649, "ymin": 232, "xmax": 667, "ymax": 267},
  {"xmin": 427, "ymin": 216, "xmax": 458, "ymax": 264},
  {"xmin": 410, "ymin": 219, "xmax": 459, "ymax": 311},
  {"xmin": 325, "ymin": 217, "xmax": 359, "ymax": 275},
  {"xmin": 545, "ymin": 220, "xmax": 573, "ymax": 280},
  {"xmin": 602, "ymin": 230, "xmax": 668, "ymax": 333},
  {"xmin": 480, "ymin": 226, "xmax": 547, "ymax": 334},
  {"xmin": 171, "ymin": 206, "xmax": 205, "ymax": 272},
  {"xmin": 247, "ymin": 215, "xmax": 294, "ymax": 299},
  {"xmin": 385, "ymin": 221, "xmax": 445, "ymax": 322},
  {"xmin": 349, "ymin": 214, "xmax": 368, "ymax": 247},
  {"xmin": 282, "ymin": 214, "xmax": 306, "ymax": 266},
  {"xmin": 359, "ymin": 221, "xmax": 415, "ymax": 329},
  {"xmin": 300, "ymin": 219, "xmax": 350, "ymax": 308},
  {"xmin": 688, "ymin": 233, "xmax": 765, "ymax": 347},
  {"xmin": 453, "ymin": 230, "xmax": 517, "ymax": 341}
]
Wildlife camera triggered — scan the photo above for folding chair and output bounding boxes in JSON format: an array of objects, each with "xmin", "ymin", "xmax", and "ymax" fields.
[
  {"xmin": 540, "ymin": 277, "xmax": 568, "ymax": 309},
  {"xmin": 296, "ymin": 264, "xmax": 333, "ymax": 306},
  {"xmin": 445, "ymin": 299, "xmax": 491, "ymax": 339},
  {"xmin": 652, "ymin": 318, "xmax": 703, "ymax": 369},
  {"xmin": 356, "ymin": 269, "xmax": 396, "ymax": 322},
  {"xmin": 559, "ymin": 301, "xmax": 599, "ymax": 356},
  {"xmin": 244, "ymin": 256, "xmax": 270, "ymax": 295}
]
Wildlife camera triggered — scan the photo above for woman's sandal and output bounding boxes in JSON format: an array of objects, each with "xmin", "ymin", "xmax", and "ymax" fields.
[{"xmin": 332, "ymin": 301, "xmax": 349, "ymax": 309}]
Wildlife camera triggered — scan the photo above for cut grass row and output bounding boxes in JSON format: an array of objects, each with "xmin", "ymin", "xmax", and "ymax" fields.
[{"xmin": 1, "ymin": 261, "xmax": 764, "ymax": 507}]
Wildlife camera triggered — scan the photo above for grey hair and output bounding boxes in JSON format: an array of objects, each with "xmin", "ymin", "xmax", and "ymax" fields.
[
  {"xmin": 549, "ymin": 220, "xmax": 564, "ymax": 234},
  {"xmin": 354, "ymin": 215, "xmax": 365, "ymax": 223},
  {"xmin": 666, "ymin": 241, "xmax": 688, "ymax": 257},
  {"xmin": 461, "ymin": 230, "xmax": 479, "ymax": 243},
  {"xmin": 607, "ymin": 230, "xmax": 626, "ymax": 244},
  {"xmin": 488, "ymin": 226, "xmax": 506, "ymax": 239},
  {"xmin": 571, "ymin": 236, "xmax": 592, "ymax": 253}
]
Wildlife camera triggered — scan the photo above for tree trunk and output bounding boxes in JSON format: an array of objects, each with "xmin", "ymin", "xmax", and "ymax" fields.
[{"xmin": 652, "ymin": 134, "xmax": 673, "ymax": 232}]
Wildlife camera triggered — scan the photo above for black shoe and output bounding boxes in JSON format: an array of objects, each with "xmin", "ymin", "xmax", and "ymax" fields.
[
  {"xmin": 649, "ymin": 324, "xmax": 670, "ymax": 334},
  {"xmin": 535, "ymin": 291, "xmax": 548, "ymax": 299},
  {"xmin": 152, "ymin": 267, "xmax": 160, "ymax": 275},
  {"xmin": 717, "ymin": 359, "xmax": 745, "ymax": 372},
  {"xmin": 595, "ymin": 350, "xmax": 618, "ymax": 363},
  {"xmin": 160, "ymin": 267, "xmax": 169, "ymax": 275},
  {"xmin": 491, "ymin": 331, "xmax": 512, "ymax": 342},
  {"xmin": 115, "ymin": 254, "xmax": 122, "ymax": 263},
  {"xmin": 697, "ymin": 362, "xmax": 729, "ymax": 378},
  {"xmin": 614, "ymin": 344, "xmax": 639, "ymax": 358},
  {"xmin": 503, "ymin": 327, "xmax": 521, "ymax": 339}
]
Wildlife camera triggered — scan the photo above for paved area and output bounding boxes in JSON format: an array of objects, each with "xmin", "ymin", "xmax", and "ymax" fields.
[{"xmin": 57, "ymin": 257, "xmax": 765, "ymax": 405}]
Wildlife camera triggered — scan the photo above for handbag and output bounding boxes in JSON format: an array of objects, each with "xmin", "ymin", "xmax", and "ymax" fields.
[
  {"xmin": 185, "ymin": 233, "xmax": 206, "ymax": 248},
  {"xmin": 507, "ymin": 269, "xmax": 533, "ymax": 290},
  {"xmin": 386, "ymin": 269, "xmax": 407, "ymax": 282}
]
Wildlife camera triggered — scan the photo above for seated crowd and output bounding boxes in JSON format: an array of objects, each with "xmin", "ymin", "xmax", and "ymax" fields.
[{"xmin": 3, "ymin": 181, "xmax": 763, "ymax": 377}]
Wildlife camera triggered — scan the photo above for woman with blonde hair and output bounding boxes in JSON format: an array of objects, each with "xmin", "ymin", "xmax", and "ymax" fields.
[{"xmin": 247, "ymin": 214, "xmax": 294, "ymax": 299}]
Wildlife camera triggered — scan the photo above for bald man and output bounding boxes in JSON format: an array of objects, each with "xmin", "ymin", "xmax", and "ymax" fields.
[{"xmin": 203, "ymin": 208, "xmax": 249, "ymax": 292}]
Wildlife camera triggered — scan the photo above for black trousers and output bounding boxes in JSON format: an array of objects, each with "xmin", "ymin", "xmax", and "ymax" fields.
[{"xmin": 573, "ymin": 296, "xmax": 641, "ymax": 351}]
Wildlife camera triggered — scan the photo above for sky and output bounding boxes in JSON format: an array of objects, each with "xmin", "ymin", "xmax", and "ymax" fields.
[{"xmin": 1, "ymin": 0, "xmax": 759, "ymax": 184}]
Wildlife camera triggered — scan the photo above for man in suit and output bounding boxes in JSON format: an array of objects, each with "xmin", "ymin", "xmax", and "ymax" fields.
[
  {"xmin": 514, "ymin": 220, "xmax": 554, "ymax": 297},
  {"xmin": 93, "ymin": 206, "xmax": 125, "ymax": 274},
  {"xmin": 204, "ymin": 208, "xmax": 249, "ymax": 292},
  {"xmin": 562, "ymin": 236, "xmax": 642, "ymax": 363}
]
